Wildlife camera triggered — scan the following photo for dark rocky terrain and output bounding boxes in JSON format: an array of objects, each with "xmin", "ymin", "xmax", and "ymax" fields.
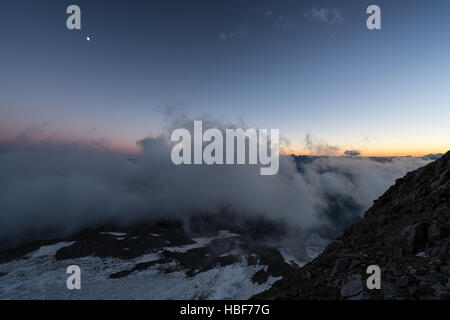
[{"xmin": 254, "ymin": 151, "xmax": 450, "ymax": 300}]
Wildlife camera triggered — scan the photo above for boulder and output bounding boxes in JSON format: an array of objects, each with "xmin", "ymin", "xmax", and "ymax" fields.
[{"xmin": 340, "ymin": 275, "xmax": 363, "ymax": 298}]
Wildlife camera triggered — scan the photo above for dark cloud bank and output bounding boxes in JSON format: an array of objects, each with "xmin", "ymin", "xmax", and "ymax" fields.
[{"xmin": 0, "ymin": 120, "xmax": 432, "ymax": 248}]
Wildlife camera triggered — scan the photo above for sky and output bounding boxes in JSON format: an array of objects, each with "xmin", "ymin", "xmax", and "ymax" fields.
[{"xmin": 0, "ymin": 0, "xmax": 449, "ymax": 156}]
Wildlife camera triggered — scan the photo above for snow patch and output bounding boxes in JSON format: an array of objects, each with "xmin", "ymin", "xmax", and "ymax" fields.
[
  {"xmin": 165, "ymin": 230, "xmax": 239, "ymax": 253},
  {"xmin": 28, "ymin": 242, "xmax": 75, "ymax": 258},
  {"xmin": 100, "ymin": 232, "xmax": 127, "ymax": 237},
  {"xmin": 135, "ymin": 253, "xmax": 161, "ymax": 264},
  {"xmin": 279, "ymin": 248, "xmax": 305, "ymax": 267},
  {"xmin": 0, "ymin": 255, "xmax": 277, "ymax": 299},
  {"xmin": 165, "ymin": 237, "xmax": 214, "ymax": 253}
]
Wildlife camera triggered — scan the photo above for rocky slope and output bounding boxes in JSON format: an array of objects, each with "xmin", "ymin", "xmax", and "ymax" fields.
[{"xmin": 254, "ymin": 151, "xmax": 450, "ymax": 300}]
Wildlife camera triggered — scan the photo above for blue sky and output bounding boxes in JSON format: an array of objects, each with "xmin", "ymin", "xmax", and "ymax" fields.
[{"xmin": 0, "ymin": 0, "xmax": 449, "ymax": 155}]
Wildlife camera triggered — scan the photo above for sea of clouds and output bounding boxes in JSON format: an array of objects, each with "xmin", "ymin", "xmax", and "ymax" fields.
[{"xmin": 0, "ymin": 117, "xmax": 432, "ymax": 247}]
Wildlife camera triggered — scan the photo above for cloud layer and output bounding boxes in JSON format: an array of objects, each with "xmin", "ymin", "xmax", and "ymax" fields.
[{"xmin": 0, "ymin": 118, "xmax": 431, "ymax": 247}]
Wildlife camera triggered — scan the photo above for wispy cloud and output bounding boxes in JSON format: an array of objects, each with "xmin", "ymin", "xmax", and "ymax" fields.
[
  {"xmin": 219, "ymin": 23, "xmax": 247, "ymax": 41},
  {"xmin": 304, "ymin": 134, "xmax": 340, "ymax": 156},
  {"xmin": 305, "ymin": 7, "xmax": 343, "ymax": 25},
  {"xmin": 362, "ymin": 134, "xmax": 378, "ymax": 143}
]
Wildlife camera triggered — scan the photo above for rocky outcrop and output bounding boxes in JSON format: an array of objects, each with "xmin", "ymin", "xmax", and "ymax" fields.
[{"xmin": 254, "ymin": 151, "xmax": 450, "ymax": 300}]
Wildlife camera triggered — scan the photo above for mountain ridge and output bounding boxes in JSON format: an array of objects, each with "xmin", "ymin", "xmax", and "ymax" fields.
[{"xmin": 254, "ymin": 151, "xmax": 450, "ymax": 300}]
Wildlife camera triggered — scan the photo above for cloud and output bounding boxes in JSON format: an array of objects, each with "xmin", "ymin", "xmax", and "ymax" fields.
[
  {"xmin": 0, "ymin": 116, "xmax": 431, "ymax": 248},
  {"xmin": 305, "ymin": 7, "xmax": 343, "ymax": 25},
  {"xmin": 362, "ymin": 134, "xmax": 378, "ymax": 143},
  {"xmin": 304, "ymin": 133, "xmax": 340, "ymax": 156},
  {"xmin": 344, "ymin": 150, "xmax": 361, "ymax": 157},
  {"xmin": 219, "ymin": 23, "xmax": 247, "ymax": 41}
]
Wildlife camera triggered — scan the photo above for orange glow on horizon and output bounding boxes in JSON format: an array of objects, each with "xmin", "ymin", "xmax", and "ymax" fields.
[
  {"xmin": 283, "ymin": 148, "xmax": 449, "ymax": 158},
  {"xmin": 1, "ymin": 132, "xmax": 448, "ymax": 158}
]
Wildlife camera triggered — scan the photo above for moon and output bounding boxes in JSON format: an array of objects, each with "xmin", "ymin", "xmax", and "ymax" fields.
[{"xmin": 86, "ymin": 36, "xmax": 91, "ymax": 41}]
